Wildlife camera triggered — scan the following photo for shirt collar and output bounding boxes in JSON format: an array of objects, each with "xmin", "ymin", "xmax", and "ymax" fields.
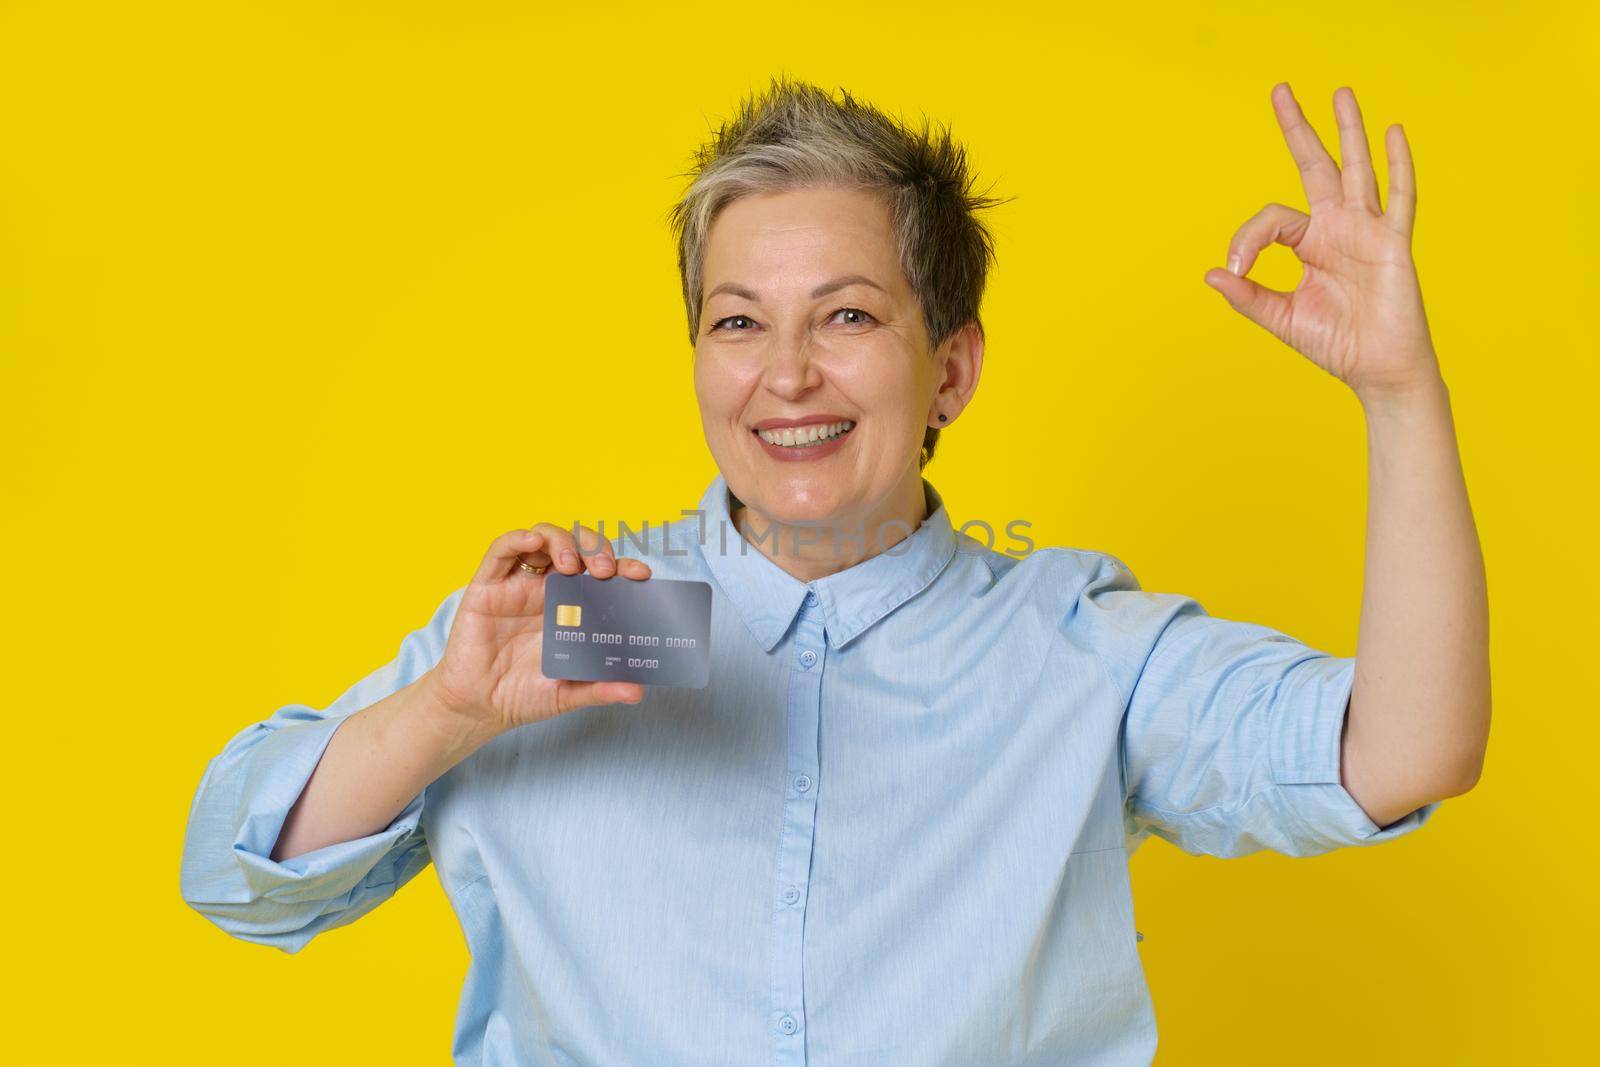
[{"xmin": 693, "ymin": 472, "xmax": 957, "ymax": 652}]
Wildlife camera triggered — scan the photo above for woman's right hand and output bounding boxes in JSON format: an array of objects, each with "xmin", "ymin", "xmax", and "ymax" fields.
[{"xmin": 424, "ymin": 522, "xmax": 653, "ymax": 737}]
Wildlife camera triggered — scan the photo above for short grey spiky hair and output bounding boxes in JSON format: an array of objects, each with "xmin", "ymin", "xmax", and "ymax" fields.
[{"xmin": 666, "ymin": 74, "xmax": 1011, "ymax": 469}]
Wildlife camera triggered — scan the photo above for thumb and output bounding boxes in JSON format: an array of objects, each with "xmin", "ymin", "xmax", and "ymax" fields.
[
  {"xmin": 1203, "ymin": 267, "xmax": 1289, "ymax": 337},
  {"xmin": 553, "ymin": 679, "xmax": 646, "ymax": 715}
]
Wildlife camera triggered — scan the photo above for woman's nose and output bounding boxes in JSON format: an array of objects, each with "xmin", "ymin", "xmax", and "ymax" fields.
[{"xmin": 760, "ymin": 327, "xmax": 824, "ymax": 397}]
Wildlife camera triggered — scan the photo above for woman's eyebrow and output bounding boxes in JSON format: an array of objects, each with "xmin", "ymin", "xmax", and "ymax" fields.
[
  {"xmin": 706, "ymin": 274, "xmax": 887, "ymax": 303},
  {"xmin": 810, "ymin": 274, "xmax": 886, "ymax": 299}
]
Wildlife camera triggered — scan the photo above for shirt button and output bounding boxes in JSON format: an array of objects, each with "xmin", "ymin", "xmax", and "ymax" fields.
[
  {"xmin": 794, "ymin": 773, "xmax": 812, "ymax": 793},
  {"xmin": 799, "ymin": 649, "xmax": 818, "ymax": 668},
  {"xmin": 782, "ymin": 885, "xmax": 800, "ymax": 905},
  {"xmin": 779, "ymin": 1014, "xmax": 798, "ymax": 1035}
]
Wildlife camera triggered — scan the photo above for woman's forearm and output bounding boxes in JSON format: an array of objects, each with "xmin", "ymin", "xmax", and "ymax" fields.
[
  {"xmin": 271, "ymin": 669, "xmax": 501, "ymax": 862},
  {"xmin": 1341, "ymin": 369, "xmax": 1491, "ymax": 827}
]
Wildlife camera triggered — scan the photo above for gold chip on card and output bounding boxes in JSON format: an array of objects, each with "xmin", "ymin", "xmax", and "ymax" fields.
[{"xmin": 555, "ymin": 604, "xmax": 582, "ymax": 627}]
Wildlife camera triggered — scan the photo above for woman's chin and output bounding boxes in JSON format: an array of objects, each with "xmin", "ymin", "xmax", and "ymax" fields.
[
  {"xmin": 723, "ymin": 434, "xmax": 889, "ymax": 529},
  {"xmin": 734, "ymin": 478, "xmax": 856, "ymax": 530}
]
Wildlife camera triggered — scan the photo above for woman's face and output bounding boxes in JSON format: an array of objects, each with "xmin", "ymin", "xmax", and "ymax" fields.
[{"xmin": 693, "ymin": 184, "xmax": 977, "ymax": 532}]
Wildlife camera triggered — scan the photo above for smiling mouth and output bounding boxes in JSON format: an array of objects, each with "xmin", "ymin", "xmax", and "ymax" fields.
[{"xmin": 752, "ymin": 420, "xmax": 856, "ymax": 448}]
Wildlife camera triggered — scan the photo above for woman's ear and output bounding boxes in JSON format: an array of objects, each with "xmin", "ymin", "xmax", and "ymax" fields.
[{"xmin": 929, "ymin": 320, "xmax": 985, "ymax": 425}]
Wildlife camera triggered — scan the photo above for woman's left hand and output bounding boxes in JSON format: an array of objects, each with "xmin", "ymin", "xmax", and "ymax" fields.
[{"xmin": 1204, "ymin": 83, "xmax": 1440, "ymax": 401}]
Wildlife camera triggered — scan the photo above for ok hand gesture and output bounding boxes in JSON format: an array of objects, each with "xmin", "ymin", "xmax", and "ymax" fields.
[{"xmin": 1204, "ymin": 83, "xmax": 1442, "ymax": 401}]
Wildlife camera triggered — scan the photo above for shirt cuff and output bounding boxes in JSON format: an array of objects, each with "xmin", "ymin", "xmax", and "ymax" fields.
[
  {"xmin": 1267, "ymin": 654, "xmax": 1440, "ymax": 848},
  {"xmin": 232, "ymin": 709, "xmax": 427, "ymax": 904}
]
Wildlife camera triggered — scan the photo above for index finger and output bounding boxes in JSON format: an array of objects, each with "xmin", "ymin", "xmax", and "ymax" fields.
[
  {"xmin": 1271, "ymin": 82, "xmax": 1343, "ymax": 212},
  {"xmin": 614, "ymin": 557, "xmax": 653, "ymax": 581}
]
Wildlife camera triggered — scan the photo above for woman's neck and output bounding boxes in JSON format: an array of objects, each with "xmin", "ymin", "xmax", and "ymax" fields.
[{"xmin": 731, "ymin": 470, "xmax": 930, "ymax": 583}]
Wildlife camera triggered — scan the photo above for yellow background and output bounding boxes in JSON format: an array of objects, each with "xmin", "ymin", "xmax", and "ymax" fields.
[{"xmin": 3, "ymin": 2, "xmax": 1593, "ymax": 1062}]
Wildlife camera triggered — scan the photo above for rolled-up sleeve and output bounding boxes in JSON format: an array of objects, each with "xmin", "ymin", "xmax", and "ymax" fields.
[
  {"xmin": 179, "ymin": 586, "xmax": 465, "ymax": 952},
  {"xmin": 1079, "ymin": 555, "xmax": 1439, "ymax": 859}
]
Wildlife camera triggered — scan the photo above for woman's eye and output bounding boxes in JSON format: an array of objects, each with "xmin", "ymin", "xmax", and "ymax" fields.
[
  {"xmin": 707, "ymin": 308, "xmax": 874, "ymax": 333},
  {"xmin": 830, "ymin": 307, "xmax": 876, "ymax": 326}
]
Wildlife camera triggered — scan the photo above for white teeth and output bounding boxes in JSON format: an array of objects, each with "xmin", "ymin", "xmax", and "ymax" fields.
[{"xmin": 757, "ymin": 420, "xmax": 856, "ymax": 447}]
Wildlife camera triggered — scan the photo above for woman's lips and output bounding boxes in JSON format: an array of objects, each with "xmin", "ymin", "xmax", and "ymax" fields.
[{"xmin": 750, "ymin": 421, "xmax": 856, "ymax": 463}]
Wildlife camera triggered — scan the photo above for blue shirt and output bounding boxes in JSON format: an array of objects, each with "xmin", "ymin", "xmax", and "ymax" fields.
[{"xmin": 180, "ymin": 473, "xmax": 1439, "ymax": 1065}]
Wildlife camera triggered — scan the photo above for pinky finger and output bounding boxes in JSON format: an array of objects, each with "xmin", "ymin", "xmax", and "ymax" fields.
[{"xmin": 1384, "ymin": 124, "xmax": 1415, "ymax": 239}]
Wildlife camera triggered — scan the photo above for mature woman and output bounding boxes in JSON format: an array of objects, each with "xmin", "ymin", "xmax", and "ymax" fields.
[{"xmin": 181, "ymin": 76, "xmax": 1489, "ymax": 1064}]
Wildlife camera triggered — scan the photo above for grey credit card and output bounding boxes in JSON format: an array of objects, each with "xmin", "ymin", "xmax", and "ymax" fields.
[{"xmin": 540, "ymin": 572, "xmax": 713, "ymax": 688}]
